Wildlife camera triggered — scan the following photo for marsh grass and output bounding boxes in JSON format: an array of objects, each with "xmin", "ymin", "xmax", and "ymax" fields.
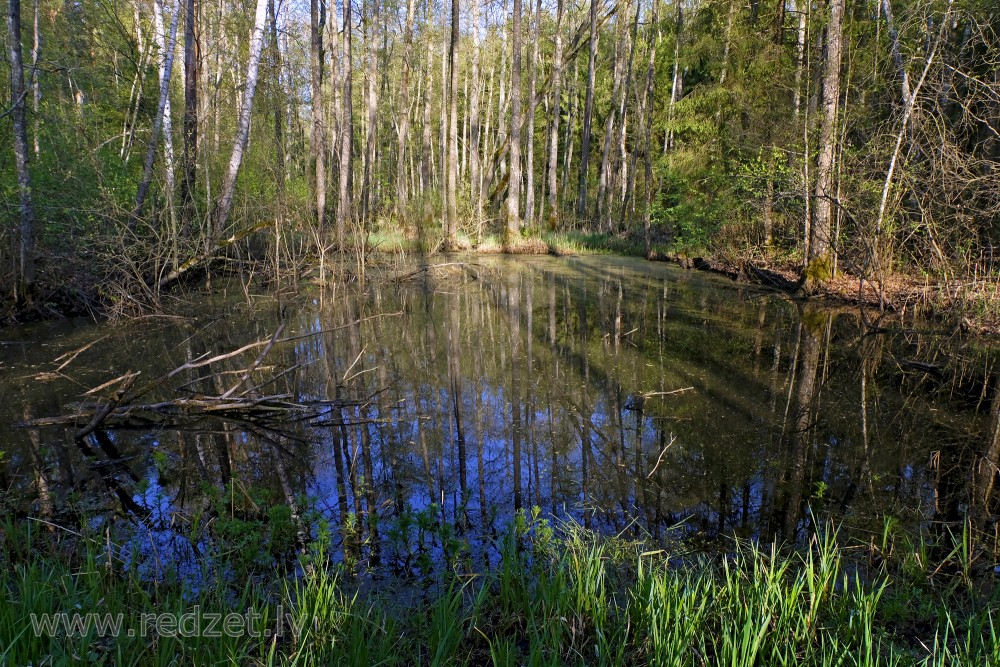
[{"xmin": 1, "ymin": 512, "xmax": 997, "ymax": 666}]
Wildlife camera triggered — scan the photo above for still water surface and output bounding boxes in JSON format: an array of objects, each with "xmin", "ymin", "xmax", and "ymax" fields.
[{"xmin": 2, "ymin": 255, "xmax": 998, "ymax": 574}]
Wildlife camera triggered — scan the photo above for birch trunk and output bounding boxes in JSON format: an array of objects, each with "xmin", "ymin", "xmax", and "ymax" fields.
[
  {"xmin": 395, "ymin": 0, "xmax": 416, "ymax": 216},
  {"xmin": 469, "ymin": 0, "xmax": 482, "ymax": 224},
  {"xmin": 445, "ymin": 0, "xmax": 459, "ymax": 246},
  {"xmin": 643, "ymin": 0, "xmax": 661, "ymax": 256},
  {"xmin": 524, "ymin": 0, "xmax": 543, "ymax": 230},
  {"xmin": 362, "ymin": 0, "xmax": 379, "ymax": 226},
  {"xmin": 577, "ymin": 0, "xmax": 599, "ymax": 219},
  {"xmin": 507, "ymin": 0, "xmax": 524, "ymax": 236},
  {"xmin": 212, "ymin": 0, "xmax": 269, "ymax": 239},
  {"xmin": 8, "ymin": 0, "xmax": 36, "ymax": 298},
  {"xmin": 337, "ymin": 0, "xmax": 355, "ymax": 249},
  {"xmin": 132, "ymin": 0, "xmax": 181, "ymax": 228},
  {"xmin": 310, "ymin": 0, "xmax": 327, "ymax": 231},
  {"xmin": 546, "ymin": 0, "xmax": 564, "ymax": 229}
]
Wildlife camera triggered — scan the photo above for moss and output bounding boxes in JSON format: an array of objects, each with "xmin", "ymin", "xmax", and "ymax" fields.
[{"xmin": 804, "ymin": 254, "xmax": 834, "ymax": 283}]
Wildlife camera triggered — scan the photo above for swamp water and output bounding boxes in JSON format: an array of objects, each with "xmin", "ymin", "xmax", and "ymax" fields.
[{"xmin": 2, "ymin": 254, "xmax": 999, "ymax": 578}]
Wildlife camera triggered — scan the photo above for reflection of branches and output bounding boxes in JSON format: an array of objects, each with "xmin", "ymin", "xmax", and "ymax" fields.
[{"xmin": 18, "ymin": 315, "xmax": 399, "ymax": 440}]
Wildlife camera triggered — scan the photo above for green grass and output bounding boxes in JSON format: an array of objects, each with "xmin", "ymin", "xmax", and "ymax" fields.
[
  {"xmin": 1, "ymin": 512, "xmax": 997, "ymax": 666},
  {"xmin": 541, "ymin": 231, "xmax": 647, "ymax": 257}
]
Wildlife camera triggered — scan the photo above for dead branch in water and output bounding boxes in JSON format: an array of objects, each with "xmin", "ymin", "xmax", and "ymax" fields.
[{"xmin": 17, "ymin": 313, "xmax": 399, "ymax": 436}]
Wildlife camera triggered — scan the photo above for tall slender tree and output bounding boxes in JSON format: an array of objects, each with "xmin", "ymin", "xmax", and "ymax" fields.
[
  {"xmin": 577, "ymin": 0, "xmax": 599, "ymax": 219},
  {"xmin": 361, "ymin": 0, "xmax": 379, "ymax": 226},
  {"xmin": 524, "ymin": 0, "xmax": 542, "ymax": 230},
  {"xmin": 132, "ymin": 0, "xmax": 180, "ymax": 228},
  {"xmin": 506, "ymin": 0, "xmax": 524, "ymax": 237},
  {"xmin": 802, "ymin": 0, "xmax": 845, "ymax": 292},
  {"xmin": 396, "ymin": 0, "xmax": 417, "ymax": 217},
  {"xmin": 469, "ymin": 0, "xmax": 483, "ymax": 226},
  {"xmin": 311, "ymin": 0, "xmax": 327, "ymax": 231},
  {"xmin": 337, "ymin": 0, "xmax": 355, "ymax": 249},
  {"xmin": 546, "ymin": 0, "xmax": 564, "ymax": 230},
  {"xmin": 180, "ymin": 0, "xmax": 198, "ymax": 233},
  {"xmin": 445, "ymin": 0, "xmax": 459, "ymax": 247},
  {"xmin": 212, "ymin": 0, "xmax": 270, "ymax": 239},
  {"xmin": 8, "ymin": 0, "xmax": 36, "ymax": 300}
]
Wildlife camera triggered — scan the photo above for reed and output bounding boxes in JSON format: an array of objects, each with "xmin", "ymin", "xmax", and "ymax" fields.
[{"xmin": 1, "ymin": 513, "xmax": 997, "ymax": 666}]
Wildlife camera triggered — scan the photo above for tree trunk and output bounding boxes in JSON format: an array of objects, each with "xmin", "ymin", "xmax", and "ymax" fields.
[
  {"xmin": 419, "ymin": 0, "xmax": 433, "ymax": 194},
  {"xmin": 880, "ymin": 0, "xmax": 911, "ymax": 108},
  {"xmin": 801, "ymin": 0, "xmax": 844, "ymax": 292},
  {"xmin": 524, "ymin": 0, "xmax": 542, "ymax": 230},
  {"xmin": 577, "ymin": 0, "xmax": 599, "ymax": 219},
  {"xmin": 181, "ymin": 0, "xmax": 198, "ymax": 234},
  {"xmin": 337, "ymin": 0, "xmax": 354, "ymax": 249},
  {"xmin": 719, "ymin": 0, "xmax": 735, "ymax": 85},
  {"xmin": 665, "ymin": 1, "xmax": 682, "ymax": 152},
  {"xmin": 546, "ymin": 0, "xmax": 564, "ymax": 230},
  {"xmin": 154, "ymin": 0, "xmax": 180, "ymax": 262},
  {"xmin": 31, "ymin": 0, "xmax": 39, "ymax": 157},
  {"xmin": 445, "ymin": 0, "xmax": 459, "ymax": 247},
  {"xmin": 469, "ymin": 0, "xmax": 483, "ymax": 228},
  {"xmin": 267, "ymin": 0, "xmax": 285, "ymax": 194},
  {"xmin": 507, "ymin": 0, "xmax": 523, "ymax": 238},
  {"xmin": 361, "ymin": 0, "xmax": 378, "ymax": 226},
  {"xmin": 132, "ymin": 0, "xmax": 180, "ymax": 228},
  {"xmin": 8, "ymin": 0, "xmax": 36, "ymax": 300},
  {"xmin": 642, "ymin": 0, "xmax": 660, "ymax": 256},
  {"xmin": 310, "ymin": 0, "xmax": 327, "ymax": 232},
  {"xmin": 793, "ymin": 0, "xmax": 806, "ymax": 116},
  {"xmin": 212, "ymin": 0, "xmax": 269, "ymax": 239},
  {"xmin": 395, "ymin": 0, "xmax": 416, "ymax": 217}
]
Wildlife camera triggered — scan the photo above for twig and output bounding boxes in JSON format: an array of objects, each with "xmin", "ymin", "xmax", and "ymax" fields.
[{"xmin": 646, "ymin": 433, "xmax": 677, "ymax": 479}]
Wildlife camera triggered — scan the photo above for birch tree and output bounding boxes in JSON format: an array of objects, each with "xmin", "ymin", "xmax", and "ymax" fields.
[
  {"xmin": 8, "ymin": 0, "xmax": 36, "ymax": 300},
  {"xmin": 546, "ymin": 0, "xmax": 564, "ymax": 230},
  {"xmin": 506, "ymin": 0, "xmax": 524, "ymax": 237},
  {"xmin": 577, "ymin": 0, "xmax": 599, "ymax": 219},
  {"xmin": 337, "ymin": 0, "xmax": 355, "ymax": 249},
  {"xmin": 131, "ymin": 0, "xmax": 181, "ymax": 228},
  {"xmin": 212, "ymin": 0, "xmax": 270, "ymax": 239},
  {"xmin": 445, "ymin": 0, "xmax": 459, "ymax": 247}
]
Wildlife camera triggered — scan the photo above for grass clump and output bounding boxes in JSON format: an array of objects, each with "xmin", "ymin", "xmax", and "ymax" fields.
[{"xmin": 1, "ymin": 510, "xmax": 997, "ymax": 665}]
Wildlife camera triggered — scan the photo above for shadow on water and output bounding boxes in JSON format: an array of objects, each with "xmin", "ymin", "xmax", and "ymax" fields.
[{"xmin": 2, "ymin": 254, "xmax": 999, "ymax": 577}]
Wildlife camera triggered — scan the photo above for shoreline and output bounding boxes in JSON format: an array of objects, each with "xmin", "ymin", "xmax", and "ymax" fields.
[{"xmin": 3, "ymin": 233, "xmax": 998, "ymax": 336}]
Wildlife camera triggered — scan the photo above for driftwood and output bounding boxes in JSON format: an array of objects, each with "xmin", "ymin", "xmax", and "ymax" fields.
[{"xmin": 18, "ymin": 312, "xmax": 402, "ymax": 436}]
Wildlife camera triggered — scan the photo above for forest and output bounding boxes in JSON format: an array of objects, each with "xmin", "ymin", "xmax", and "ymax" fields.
[
  {"xmin": 2, "ymin": 0, "xmax": 998, "ymax": 322},
  {"xmin": 4, "ymin": 2, "xmax": 1000, "ymax": 663}
]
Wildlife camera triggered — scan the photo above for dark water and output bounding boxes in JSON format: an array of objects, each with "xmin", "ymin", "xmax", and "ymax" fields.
[{"xmin": 2, "ymin": 255, "xmax": 999, "ymax": 575}]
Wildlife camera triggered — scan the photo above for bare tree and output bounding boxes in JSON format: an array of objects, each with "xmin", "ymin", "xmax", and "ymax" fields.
[
  {"xmin": 546, "ymin": 0, "xmax": 564, "ymax": 230},
  {"xmin": 445, "ymin": 0, "xmax": 459, "ymax": 247},
  {"xmin": 396, "ymin": 0, "xmax": 417, "ymax": 217},
  {"xmin": 311, "ymin": 0, "xmax": 327, "ymax": 231},
  {"xmin": 337, "ymin": 0, "xmax": 355, "ymax": 249},
  {"xmin": 180, "ymin": 0, "xmax": 198, "ymax": 233},
  {"xmin": 8, "ymin": 0, "xmax": 36, "ymax": 300},
  {"xmin": 524, "ymin": 0, "xmax": 542, "ymax": 230},
  {"xmin": 577, "ymin": 0, "xmax": 599, "ymax": 219},
  {"xmin": 361, "ymin": 0, "xmax": 379, "ymax": 226},
  {"xmin": 469, "ymin": 0, "xmax": 483, "ymax": 226},
  {"xmin": 507, "ymin": 0, "xmax": 524, "ymax": 237},
  {"xmin": 131, "ymin": 0, "xmax": 180, "ymax": 228},
  {"xmin": 643, "ymin": 0, "xmax": 660, "ymax": 256},
  {"xmin": 212, "ymin": 0, "xmax": 270, "ymax": 239}
]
